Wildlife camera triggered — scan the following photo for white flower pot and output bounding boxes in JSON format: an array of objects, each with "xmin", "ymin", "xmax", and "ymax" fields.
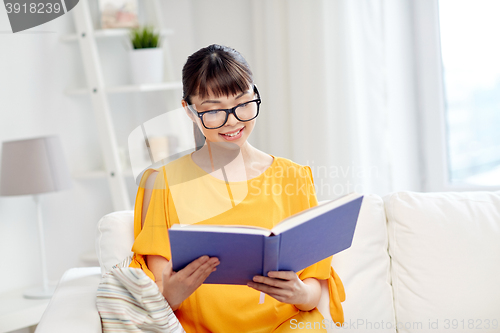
[{"xmin": 129, "ymin": 48, "xmax": 164, "ymax": 85}]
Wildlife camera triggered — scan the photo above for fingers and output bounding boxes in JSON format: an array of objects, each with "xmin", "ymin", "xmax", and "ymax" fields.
[
  {"xmin": 178, "ymin": 255, "xmax": 218, "ymax": 278},
  {"xmin": 267, "ymin": 271, "xmax": 296, "ymax": 280},
  {"xmin": 199, "ymin": 256, "xmax": 219, "ymax": 277},
  {"xmin": 179, "ymin": 255, "xmax": 208, "ymax": 276},
  {"xmin": 252, "ymin": 275, "xmax": 281, "ymax": 287},
  {"xmin": 247, "ymin": 271, "xmax": 302, "ymax": 304},
  {"xmin": 247, "ymin": 274, "xmax": 290, "ymax": 295},
  {"xmin": 175, "ymin": 256, "xmax": 219, "ymax": 288},
  {"xmin": 174, "ymin": 258, "xmax": 218, "ymax": 295},
  {"xmin": 247, "ymin": 280, "xmax": 282, "ymax": 295},
  {"xmin": 188, "ymin": 256, "xmax": 219, "ymax": 282},
  {"xmin": 250, "ymin": 271, "xmax": 296, "ymax": 287}
]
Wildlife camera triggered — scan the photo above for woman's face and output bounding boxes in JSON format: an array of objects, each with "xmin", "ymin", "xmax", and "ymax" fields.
[{"xmin": 183, "ymin": 85, "xmax": 257, "ymax": 148}]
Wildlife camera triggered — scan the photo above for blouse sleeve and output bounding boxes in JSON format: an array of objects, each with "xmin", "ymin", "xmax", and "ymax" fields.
[
  {"xmin": 297, "ymin": 166, "xmax": 346, "ymax": 324},
  {"xmin": 129, "ymin": 167, "xmax": 172, "ymax": 281}
]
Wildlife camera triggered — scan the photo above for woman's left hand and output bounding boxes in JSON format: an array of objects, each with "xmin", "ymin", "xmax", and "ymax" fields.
[{"xmin": 247, "ymin": 271, "xmax": 318, "ymax": 310}]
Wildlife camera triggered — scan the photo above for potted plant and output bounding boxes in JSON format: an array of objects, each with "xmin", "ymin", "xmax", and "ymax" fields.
[{"xmin": 128, "ymin": 26, "xmax": 164, "ymax": 84}]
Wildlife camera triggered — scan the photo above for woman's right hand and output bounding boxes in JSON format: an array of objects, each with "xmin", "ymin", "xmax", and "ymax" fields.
[{"xmin": 162, "ymin": 255, "xmax": 219, "ymax": 311}]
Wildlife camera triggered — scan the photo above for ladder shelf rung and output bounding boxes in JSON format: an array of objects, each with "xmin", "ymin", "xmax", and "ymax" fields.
[
  {"xmin": 65, "ymin": 81, "xmax": 183, "ymax": 95},
  {"xmin": 60, "ymin": 28, "xmax": 174, "ymax": 43},
  {"xmin": 73, "ymin": 169, "xmax": 134, "ymax": 180}
]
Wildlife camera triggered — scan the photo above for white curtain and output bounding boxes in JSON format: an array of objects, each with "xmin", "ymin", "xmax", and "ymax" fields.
[{"xmin": 250, "ymin": 0, "xmax": 424, "ymax": 199}]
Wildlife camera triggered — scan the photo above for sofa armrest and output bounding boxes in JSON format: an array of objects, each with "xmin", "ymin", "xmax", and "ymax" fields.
[{"xmin": 36, "ymin": 267, "xmax": 102, "ymax": 333}]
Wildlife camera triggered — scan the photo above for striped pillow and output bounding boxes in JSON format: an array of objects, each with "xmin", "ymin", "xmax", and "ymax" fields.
[{"xmin": 96, "ymin": 261, "xmax": 185, "ymax": 333}]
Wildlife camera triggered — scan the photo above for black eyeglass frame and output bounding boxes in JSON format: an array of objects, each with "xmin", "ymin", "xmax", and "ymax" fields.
[{"xmin": 187, "ymin": 85, "xmax": 261, "ymax": 130}]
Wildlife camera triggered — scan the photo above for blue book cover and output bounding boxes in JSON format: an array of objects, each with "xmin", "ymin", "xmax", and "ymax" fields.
[{"xmin": 168, "ymin": 192, "xmax": 363, "ymax": 285}]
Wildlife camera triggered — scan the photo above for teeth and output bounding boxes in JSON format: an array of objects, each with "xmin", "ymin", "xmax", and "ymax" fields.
[{"xmin": 223, "ymin": 128, "xmax": 242, "ymax": 137}]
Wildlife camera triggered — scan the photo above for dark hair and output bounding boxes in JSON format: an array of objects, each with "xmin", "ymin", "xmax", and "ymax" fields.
[
  {"xmin": 182, "ymin": 44, "xmax": 253, "ymax": 103},
  {"xmin": 182, "ymin": 44, "xmax": 254, "ymax": 149}
]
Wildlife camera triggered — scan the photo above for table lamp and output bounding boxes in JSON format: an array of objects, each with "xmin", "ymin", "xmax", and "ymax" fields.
[{"xmin": 0, "ymin": 136, "xmax": 72, "ymax": 299}]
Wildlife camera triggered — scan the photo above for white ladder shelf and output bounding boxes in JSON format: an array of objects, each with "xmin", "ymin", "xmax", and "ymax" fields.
[{"xmin": 63, "ymin": 0, "xmax": 180, "ymax": 211}]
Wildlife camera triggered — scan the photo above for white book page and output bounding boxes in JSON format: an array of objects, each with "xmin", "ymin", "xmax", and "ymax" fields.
[
  {"xmin": 170, "ymin": 223, "xmax": 272, "ymax": 236},
  {"xmin": 270, "ymin": 192, "xmax": 362, "ymax": 235}
]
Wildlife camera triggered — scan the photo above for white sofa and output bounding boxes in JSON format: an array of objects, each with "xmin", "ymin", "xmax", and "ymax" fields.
[{"xmin": 36, "ymin": 191, "xmax": 500, "ymax": 333}]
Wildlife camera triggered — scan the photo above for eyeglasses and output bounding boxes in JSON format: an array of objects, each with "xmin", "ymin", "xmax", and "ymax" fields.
[{"xmin": 188, "ymin": 85, "xmax": 261, "ymax": 129}]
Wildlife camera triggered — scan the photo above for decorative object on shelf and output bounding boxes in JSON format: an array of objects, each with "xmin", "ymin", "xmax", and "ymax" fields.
[
  {"xmin": 0, "ymin": 136, "xmax": 72, "ymax": 299},
  {"xmin": 147, "ymin": 136, "xmax": 170, "ymax": 163},
  {"xmin": 128, "ymin": 108, "xmax": 190, "ymax": 185},
  {"xmin": 99, "ymin": 0, "xmax": 139, "ymax": 29},
  {"xmin": 128, "ymin": 26, "xmax": 164, "ymax": 85}
]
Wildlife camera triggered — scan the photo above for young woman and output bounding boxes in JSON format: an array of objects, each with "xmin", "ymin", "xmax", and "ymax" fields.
[{"xmin": 129, "ymin": 44, "xmax": 345, "ymax": 332}]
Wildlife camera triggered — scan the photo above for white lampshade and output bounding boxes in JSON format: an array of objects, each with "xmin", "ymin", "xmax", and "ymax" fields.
[{"xmin": 0, "ymin": 136, "xmax": 72, "ymax": 196}]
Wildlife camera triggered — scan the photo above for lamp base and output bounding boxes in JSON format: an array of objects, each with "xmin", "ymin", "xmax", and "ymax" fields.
[{"xmin": 23, "ymin": 285, "xmax": 56, "ymax": 299}]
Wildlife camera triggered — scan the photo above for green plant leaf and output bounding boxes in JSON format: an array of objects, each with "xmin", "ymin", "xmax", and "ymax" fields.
[{"xmin": 130, "ymin": 25, "xmax": 160, "ymax": 49}]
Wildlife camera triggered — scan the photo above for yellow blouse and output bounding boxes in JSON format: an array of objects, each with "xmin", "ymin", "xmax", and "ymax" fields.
[{"xmin": 129, "ymin": 153, "xmax": 345, "ymax": 332}]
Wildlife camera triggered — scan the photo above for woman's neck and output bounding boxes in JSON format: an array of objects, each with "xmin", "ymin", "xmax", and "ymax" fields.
[
  {"xmin": 192, "ymin": 140, "xmax": 270, "ymax": 179},
  {"xmin": 238, "ymin": 141, "xmax": 259, "ymax": 162}
]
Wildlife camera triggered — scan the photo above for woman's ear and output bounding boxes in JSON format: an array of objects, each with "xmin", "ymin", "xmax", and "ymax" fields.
[
  {"xmin": 182, "ymin": 100, "xmax": 196, "ymax": 123},
  {"xmin": 183, "ymin": 100, "xmax": 206, "ymax": 142}
]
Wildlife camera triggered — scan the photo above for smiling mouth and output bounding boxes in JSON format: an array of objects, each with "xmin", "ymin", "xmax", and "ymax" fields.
[{"xmin": 220, "ymin": 127, "xmax": 244, "ymax": 137}]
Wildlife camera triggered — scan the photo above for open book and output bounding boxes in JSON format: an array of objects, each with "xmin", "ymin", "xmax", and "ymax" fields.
[{"xmin": 168, "ymin": 192, "xmax": 363, "ymax": 285}]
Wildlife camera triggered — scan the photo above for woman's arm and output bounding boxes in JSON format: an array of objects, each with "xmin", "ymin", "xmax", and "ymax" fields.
[
  {"xmin": 141, "ymin": 171, "xmax": 168, "ymax": 292},
  {"xmin": 141, "ymin": 170, "xmax": 158, "ymax": 229},
  {"xmin": 296, "ymin": 278, "xmax": 322, "ymax": 311},
  {"xmin": 141, "ymin": 171, "xmax": 219, "ymax": 311},
  {"xmin": 247, "ymin": 272, "xmax": 322, "ymax": 311}
]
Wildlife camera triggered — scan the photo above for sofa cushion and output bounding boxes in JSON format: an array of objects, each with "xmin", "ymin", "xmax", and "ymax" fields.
[
  {"xmin": 328, "ymin": 194, "xmax": 396, "ymax": 332},
  {"xmin": 95, "ymin": 210, "xmax": 135, "ymax": 274},
  {"xmin": 36, "ymin": 267, "xmax": 102, "ymax": 333},
  {"xmin": 384, "ymin": 191, "xmax": 500, "ymax": 333}
]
